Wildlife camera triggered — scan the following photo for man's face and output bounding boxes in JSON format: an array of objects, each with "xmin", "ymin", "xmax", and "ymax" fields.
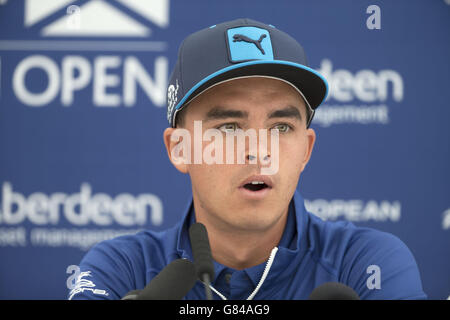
[{"xmin": 164, "ymin": 77, "xmax": 316, "ymax": 233}]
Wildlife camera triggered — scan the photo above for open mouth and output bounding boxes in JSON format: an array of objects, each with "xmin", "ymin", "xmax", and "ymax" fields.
[
  {"xmin": 243, "ymin": 181, "xmax": 269, "ymax": 192},
  {"xmin": 238, "ymin": 176, "xmax": 273, "ymax": 199}
]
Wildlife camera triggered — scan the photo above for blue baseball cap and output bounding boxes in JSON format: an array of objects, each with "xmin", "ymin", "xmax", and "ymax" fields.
[{"xmin": 166, "ymin": 18, "xmax": 328, "ymax": 128}]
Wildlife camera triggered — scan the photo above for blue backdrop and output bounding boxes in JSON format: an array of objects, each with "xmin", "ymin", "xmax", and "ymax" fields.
[{"xmin": 0, "ymin": 0, "xmax": 449, "ymax": 299}]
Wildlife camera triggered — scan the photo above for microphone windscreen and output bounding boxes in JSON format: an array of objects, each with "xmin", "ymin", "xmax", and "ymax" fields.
[
  {"xmin": 308, "ymin": 282, "xmax": 360, "ymax": 300},
  {"xmin": 138, "ymin": 258, "xmax": 197, "ymax": 300},
  {"xmin": 189, "ymin": 223, "xmax": 215, "ymax": 281}
]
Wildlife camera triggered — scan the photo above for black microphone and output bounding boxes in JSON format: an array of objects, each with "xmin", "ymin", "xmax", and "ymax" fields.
[
  {"xmin": 308, "ymin": 282, "xmax": 360, "ymax": 300},
  {"xmin": 189, "ymin": 223, "xmax": 215, "ymax": 300},
  {"xmin": 121, "ymin": 258, "xmax": 197, "ymax": 300}
]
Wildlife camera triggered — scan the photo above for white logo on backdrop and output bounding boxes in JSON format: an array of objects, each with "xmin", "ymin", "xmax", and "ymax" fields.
[
  {"xmin": 0, "ymin": 182, "xmax": 163, "ymax": 250},
  {"xmin": 305, "ymin": 198, "xmax": 401, "ymax": 222},
  {"xmin": 0, "ymin": 182, "xmax": 163, "ymax": 226},
  {"xmin": 0, "ymin": 0, "xmax": 170, "ymax": 108},
  {"xmin": 24, "ymin": 0, "xmax": 169, "ymax": 36},
  {"xmin": 313, "ymin": 59, "xmax": 404, "ymax": 127}
]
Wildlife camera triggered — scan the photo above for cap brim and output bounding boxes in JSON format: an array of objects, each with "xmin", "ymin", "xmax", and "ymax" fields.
[{"xmin": 171, "ymin": 60, "xmax": 329, "ymax": 127}]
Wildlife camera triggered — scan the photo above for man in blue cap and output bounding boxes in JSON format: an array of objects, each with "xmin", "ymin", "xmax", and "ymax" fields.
[{"xmin": 69, "ymin": 18, "xmax": 426, "ymax": 300}]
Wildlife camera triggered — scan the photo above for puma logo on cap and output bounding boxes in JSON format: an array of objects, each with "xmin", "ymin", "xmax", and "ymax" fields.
[{"xmin": 232, "ymin": 34, "xmax": 267, "ymax": 54}]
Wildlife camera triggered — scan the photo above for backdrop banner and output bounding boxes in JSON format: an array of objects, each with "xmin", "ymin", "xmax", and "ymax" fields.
[{"xmin": 0, "ymin": 0, "xmax": 449, "ymax": 299}]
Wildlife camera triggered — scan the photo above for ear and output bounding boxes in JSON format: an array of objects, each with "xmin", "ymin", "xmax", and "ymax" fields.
[
  {"xmin": 163, "ymin": 127, "xmax": 190, "ymax": 174},
  {"xmin": 300, "ymin": 128, "xmax": 316, "ymax": 172}
]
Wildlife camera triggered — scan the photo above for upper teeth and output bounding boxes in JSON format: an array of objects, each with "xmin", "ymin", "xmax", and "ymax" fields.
[{"xmin": 251, "ymin": 181, "xmax": 265, "ymax": 184}]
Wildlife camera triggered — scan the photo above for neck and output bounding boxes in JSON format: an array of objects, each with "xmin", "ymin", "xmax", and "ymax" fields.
[{"xmin": 193, "ymin": 204, "xmax": 289, "ymax": 270}]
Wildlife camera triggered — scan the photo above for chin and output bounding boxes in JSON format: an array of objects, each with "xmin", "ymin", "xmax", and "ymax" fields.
[{"xmin": 225, "ymin": 206, "xmax": 283, "ymax": 232}]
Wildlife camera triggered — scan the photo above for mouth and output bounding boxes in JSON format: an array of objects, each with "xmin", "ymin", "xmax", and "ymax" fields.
[
  {"xmin": 242, "ymin": 181, "xmax": 270, "ymax": 192},
  {"xmin": 238, "ymin": 175, "xmax": 273, "ymax": 199}
]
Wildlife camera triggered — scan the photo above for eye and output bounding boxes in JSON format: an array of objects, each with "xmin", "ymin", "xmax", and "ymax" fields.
[
  {"xmin": 218, "ymin": 123, "xmax": 239, "ymax": 133},
  {"xmin": 272, "ymin": 123, "xmax": 291, "ymax": 133}
]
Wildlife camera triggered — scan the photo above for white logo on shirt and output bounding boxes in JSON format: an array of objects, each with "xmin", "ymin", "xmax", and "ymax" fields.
[{"xmin": 68, "ymin": 271, "xmax": 109, "ymax": 300}]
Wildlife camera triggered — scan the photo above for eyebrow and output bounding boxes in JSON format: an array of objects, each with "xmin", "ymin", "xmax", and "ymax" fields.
[
  {"xmin": 204, "ymin": 106, "xmax": 248, "ymax": 121},
  {"xmin": 268, "ymin": 105, "xmax": 302, "ymax": 121},
  {"xmin": 203, "ymin": 105, "xmax": 303, "ymax": 122}
]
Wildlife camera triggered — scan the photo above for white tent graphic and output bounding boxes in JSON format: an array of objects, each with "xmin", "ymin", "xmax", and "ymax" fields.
[{"xmin": 24, "ymin": 0, "xmax": 169, "ymax": 37}]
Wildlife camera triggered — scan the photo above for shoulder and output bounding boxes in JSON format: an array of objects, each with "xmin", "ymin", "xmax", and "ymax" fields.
[
  {"xmin": 69, "ymin": 225, "xmax": 180, "ymax": 300},
  {"xmin": 305, "ymin": 213, "xmax": 426, "ymax": 299},
  {"xmin": 85, "ymin": 228, "xmax": 172, "ymax": 263},
  {"xmin": 306, "ymin": 211, "xmax": 408, "ymax": 266},
  {"xmin": 90, "ymin": 231, "xmax": 165, "ymax": 269},
  {"xmin": 342, "ymin": 227, "xmax": 426, "ymax": 299}
]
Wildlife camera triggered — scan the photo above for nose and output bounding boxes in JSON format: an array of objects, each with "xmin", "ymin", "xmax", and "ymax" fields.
[
  {"xmin": 246, "ymin": 151, "xmax": 270, "ymax": 164},
  {"xmin": 247, "ymin": 154, "xmax": 256, "ymax": 162}
]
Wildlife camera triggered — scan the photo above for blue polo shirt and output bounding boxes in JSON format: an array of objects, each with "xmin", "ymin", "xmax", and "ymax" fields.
[{"xmin": 68, "ymin": 190, "xmax": 427, "ymax": 300}]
